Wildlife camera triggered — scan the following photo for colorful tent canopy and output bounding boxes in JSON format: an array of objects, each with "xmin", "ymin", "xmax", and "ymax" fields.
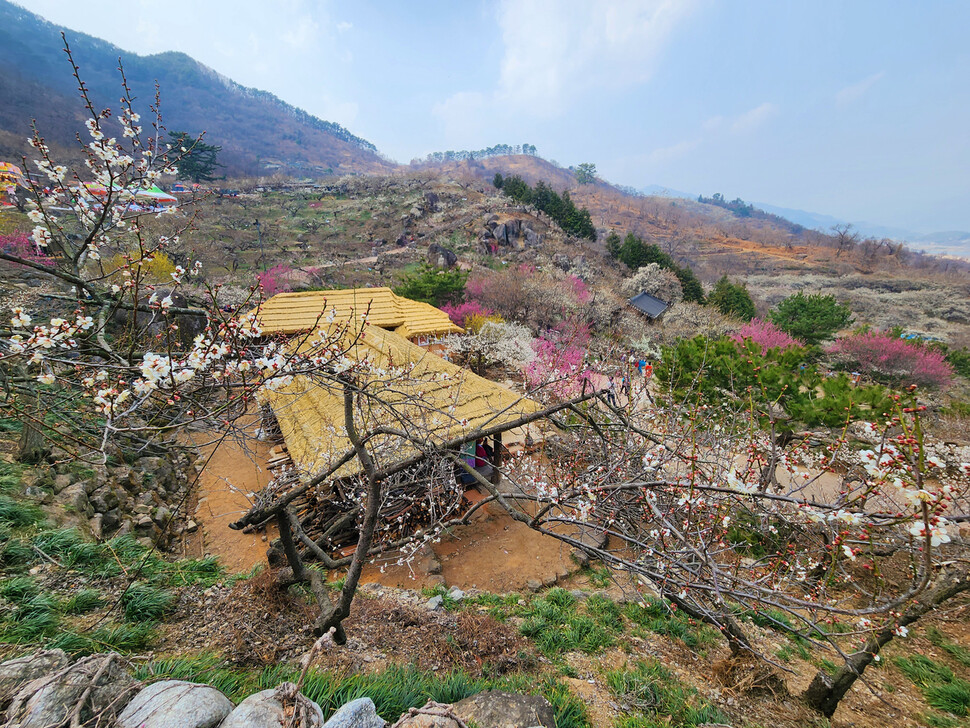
[
  {"xmin": 134, "ymin": 186, "xmax": 177, "ymax": 205},
  {"xmin": 0, "ymin": 163, "xmax": 26, "ymax": 193}
]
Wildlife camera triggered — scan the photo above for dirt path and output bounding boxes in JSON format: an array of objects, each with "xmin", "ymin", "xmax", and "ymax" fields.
[
  {"xmin": 190, "ymin": 433, "xmax": 277, "ymax": 573},
  {"xmin": 361, "ymin": 506, "xmax": 578, "ymax": 592}
]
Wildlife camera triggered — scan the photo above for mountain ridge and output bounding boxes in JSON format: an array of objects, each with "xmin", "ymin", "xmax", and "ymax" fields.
[{"xmin": 0, "ymin": 0, "xmax": 391, "ymax": 177}]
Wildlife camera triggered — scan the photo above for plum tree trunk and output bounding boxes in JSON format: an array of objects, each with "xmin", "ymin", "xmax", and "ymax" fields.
[{"xmin": 802, "ymin": 563, "xmax": 970, "ymax": 717}]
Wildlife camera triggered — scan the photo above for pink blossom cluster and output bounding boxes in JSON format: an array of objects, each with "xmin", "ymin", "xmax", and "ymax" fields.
[
  {"xmin": 568, "ymin": 275, "xmax": 591, "ymax": 304},
  {"xmin": 0, "ymin": 232, "xmax": 54, "ymax": 268},
  {"xmin": 731, "ymin": 318, "xmax": 803, "ymax": 354},
  {"xmin": 256, "ymin": 264, "xmax": 294, "ymax": 296},
  {"xmin": 524, "ymin": 318, "xmax": 594, "ymax": 398},
  {"xmin": 440, "ymin": 300, "xmax": 493, "ymax": 328},
  {"xmin": 828, "ymin": 331, "xmax": 954, "ymax": 390}
]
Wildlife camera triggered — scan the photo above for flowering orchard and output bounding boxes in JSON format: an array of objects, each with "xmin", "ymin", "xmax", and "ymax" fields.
[
  {"xmin": 0, "ymin": 39, "xmax": 389, "ymax": 470},
  {"xmin": 495, "ymin": 390, "xmax": 970, "ymax": 715}
]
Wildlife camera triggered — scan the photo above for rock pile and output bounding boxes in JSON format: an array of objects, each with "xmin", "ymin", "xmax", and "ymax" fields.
[
  {"xmin": 25, "ymin": 449, "xmax": 197, "ymax": 550},
  {"xmin": 482, "ymin": 216, "xmax": 542, "ymax": 251}
]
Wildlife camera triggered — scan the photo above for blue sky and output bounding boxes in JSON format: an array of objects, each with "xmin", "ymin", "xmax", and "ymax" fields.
[{"xmin": 21, "ymin": 0, "xmax": 970, "ymax": 233}]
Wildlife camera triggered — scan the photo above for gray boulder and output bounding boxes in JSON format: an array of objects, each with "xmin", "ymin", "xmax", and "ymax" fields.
[
  {"xmin": 394, "ymin": 714, "xmax": 458, "ymax": 728},
  {"xmin": 220, "ymin": 687, "xmax": 324, "ymax": 728},
  {"xmin": 0, "ymin": 650, "xmax": 70, "ymax": 710},
  {"xmin": 427, "ymin": 243, "xmax": 458, "ymax": 269},
  {"xmin": 6, "ymin": 653, "xmax": 138, "ymax": 728},
  {"xmin": 118, "ymin": 680, "xmax": 233, "ymax": 728},
  {"xmin": 323, "ymin": 697, "xmax": 386, "ymax": 728},
  {"xmin": 452, "ymin": 690, "xmax": 556, "ymax": 728},
  {"xmin": 58, "ymin": 483, "xmax": 92, "ymax": 516}
]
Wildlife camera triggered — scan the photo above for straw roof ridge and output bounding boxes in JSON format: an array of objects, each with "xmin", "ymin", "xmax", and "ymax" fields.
[
  {"xmin": 252, "ymin": 287, "xmax": 464, "ymax": 339},
  {"xmin": 260, "ymin": 324, "xmax": 539, "ymax": 482}
]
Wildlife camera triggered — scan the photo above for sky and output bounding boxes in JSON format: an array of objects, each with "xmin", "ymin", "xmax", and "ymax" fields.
[{"xmin": 20, "ymin": 0, "xmax": 970, "ymax": 234}]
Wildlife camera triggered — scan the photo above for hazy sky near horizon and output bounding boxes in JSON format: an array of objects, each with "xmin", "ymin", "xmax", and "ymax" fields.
[{"xmin": 20, "ymin": 0, "xmax": 970, "ymax": 233}]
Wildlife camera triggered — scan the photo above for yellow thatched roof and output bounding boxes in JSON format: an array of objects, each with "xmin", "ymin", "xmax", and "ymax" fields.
[
  {"xmin": 260, "ymin": 325, "xmax": 539, "ymax": 482},
  {"xmin": 252, "ymin": 287, "xmax": 463, "ymax": 340}
]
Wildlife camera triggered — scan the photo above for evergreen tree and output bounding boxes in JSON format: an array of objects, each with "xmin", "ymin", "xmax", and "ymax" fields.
[
  {"xmin": 168, "ymin": 131, "xmax": 223, "ymax": 183},
  {"xmin": 574, "ymin": 162, "xmax": 597, "ymax": 184},
  {"xmin": 393, "ymin": 263, "xmax": 469, "ymax": 307},
  {"xmin": 708, "ymin": 276, "xmax": 756, "ymax": 320},
  {"xmin": 605, "ymin": 231, "xmax": 622, "ymax": 259},
  {"xmin": 769, "ymin": 292, "xmax": 853, "ymax": 346},
  {"xmin": 492, "ymin": 172, "xmax": 504, "ymax": 189},
  {"xmin": 618, "ymin": 233, "xmax": 705, "ymax": 303}
]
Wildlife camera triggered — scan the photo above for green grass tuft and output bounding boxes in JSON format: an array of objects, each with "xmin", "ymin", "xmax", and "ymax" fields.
[
  {"xmin": 622, "ymin": 599, "xmax": 719, "ymax": 649},
  {"xmin": 0, "ymin": 536, "xmax": 34, "ymax": 568},
  {"xmin": 896, "ymin": 654, "xmax": 970, "ymax": 717},
  {"xmin": 121, "ymin": 583, "xmax": 175, "ymax": 622},
  {"xmin": 927, "ymin": 627, "xmax": 970, "ymax": 668},
  {"xmin": 1, "ymin": 593, "xmax": 59, "ymax": 643},
  {"xmin": 0, "ymin": 575, "xmax": 40, "ymax": 602},
  {"xmin": 606, "ymin": 659, "xmax": 728, "ymax": 727},
  {"xmin": 62, "ymin": 589, "xmax": 104, "ymax": 614},
  {"xmin": 0, "ymin": 496, "xmax": 44, "ymax": 528},
  {"xmin": 0, "ymin": 462, "xmax": 24, "ymax": 492},
  {"xmin": 896, "ymin": 655, "xmax": 955, "ymax": 687},
  {"xmin": 925, "ymin": 682, "xmax": 970, "ymax": 717},
  {"xmin": 519, "ymin": 588, "xmax": 619, "ymax": 656},
  {"xmin": 923, "ymin": 711, "xmax": 963, "ymax": 727}
]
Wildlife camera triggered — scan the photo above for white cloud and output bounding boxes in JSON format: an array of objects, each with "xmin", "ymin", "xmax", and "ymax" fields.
[
  {"xmin": 434, "ymin": 0, "xmax": 696, "ymax": 129},
  {"xmin": 647, "ymin": 138, "xmax": 701, "ymax": 164},
  {"xmin": 835, "ymin": 71, "xmax": 886, "ymax": 106},
  {"xmin": 431, "ymin": 92, "xmax": 491, "ymax": 145},
  {"xmin": 730, "ymin": 102, "xmax": 779, "ymax": 134},
  {"xmin": 336, "ymin": 21, "xmax": 352, "ymax": 33},
  {"xmin": 281, "ymin": 15, "xmax": 321, "ymax": 50},
  {"xmin": 642, "ymin": 101, "xmax": 779, "ymax": 168}
]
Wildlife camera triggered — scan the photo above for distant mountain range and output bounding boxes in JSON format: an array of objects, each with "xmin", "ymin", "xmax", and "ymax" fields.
[
  {"xmin": 641, "ymin": 186, "xmax": 970, "ymax": 259},
  {"xmin": 0, "ymin": 0, "xmax": 392, "ymax": 177}
]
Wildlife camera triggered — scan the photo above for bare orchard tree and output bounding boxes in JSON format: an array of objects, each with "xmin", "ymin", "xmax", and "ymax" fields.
[{"xmin": 832, "ymin": 222, "xmax": 860, "ymax": 258}]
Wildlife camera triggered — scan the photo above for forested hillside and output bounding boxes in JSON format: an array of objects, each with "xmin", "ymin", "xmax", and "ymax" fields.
[{"xmin": 0, "ymin": 0, "xmax": 392, "ymax": 177}]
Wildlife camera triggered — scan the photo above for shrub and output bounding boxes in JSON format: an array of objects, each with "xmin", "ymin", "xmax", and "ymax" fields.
[
  {"xmin": 769, "ymin": 292, "xmax": 853, "ymax": 346},
  {"xmin": 394, "ymin": 263, "xmax": 468, "ymax": 307},
  {"xmin": 828, "ymin": 331, "xmax": 954, "ymax": 389},
  {"xmin": 657, "ymin": 335, "xmax": 893, "ymax": 428},
  {"xmin": 944, "ymin": 347, "xmax": 970, "ymax": 380},
  {"xmin": 708, "ymin": 275, "xmax": 756, "ymax": 320},
  {"xmin": 731, "ymin": 318, "xmax": 803, "ymax": 354},
  {"xmin": 440, "ymin": 300, "xmax": 493, "ymax": 328},
  {"xmin": 524, "ymin": 321, "xmax": 593, "ymax": 399}
]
